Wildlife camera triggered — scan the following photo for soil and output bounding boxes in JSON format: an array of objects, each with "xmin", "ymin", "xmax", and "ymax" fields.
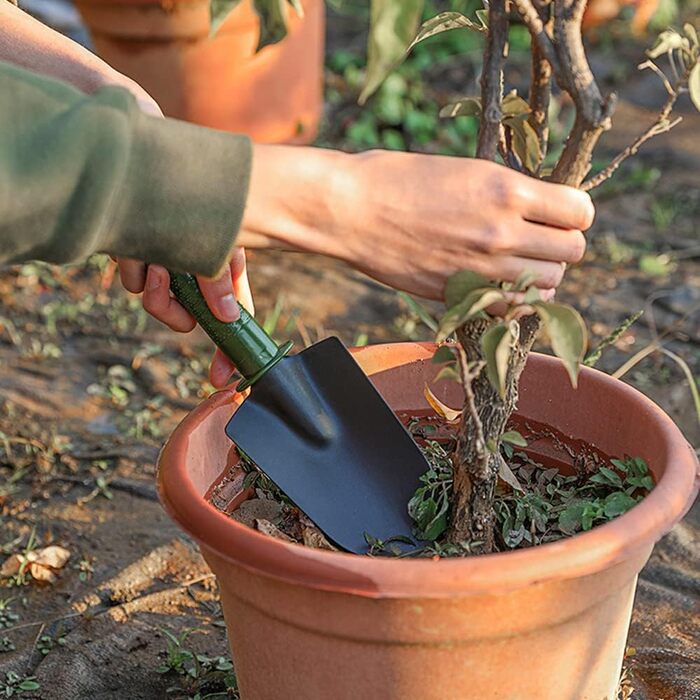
[{"xmin": 0, "ymin": 5, "xmax": 698, "ymax": 699}]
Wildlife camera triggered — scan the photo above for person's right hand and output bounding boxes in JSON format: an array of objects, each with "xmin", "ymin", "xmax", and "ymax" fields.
[{"xmin": 238, "ymin": 146, "xmax": 594, "ymax": 301}]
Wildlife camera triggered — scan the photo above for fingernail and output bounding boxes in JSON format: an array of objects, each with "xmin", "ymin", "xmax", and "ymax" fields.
[
  {"xmin": 219, "ymin": 293, "xmax": 240, "ymax": 322},
  {"xmin": 146, "ymin": 266, "xmax": 162, "ymax": 290}
]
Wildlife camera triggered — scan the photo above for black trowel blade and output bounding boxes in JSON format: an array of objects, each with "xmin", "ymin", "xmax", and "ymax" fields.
[{"xmin": 225, "ymin": 337, "xmax": 429, "ymax": 554}]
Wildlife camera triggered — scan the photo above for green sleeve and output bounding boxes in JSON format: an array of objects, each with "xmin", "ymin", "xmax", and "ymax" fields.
[{"xmin": 0, "ymin": 60, "xmax": 251, "ymax": 277}]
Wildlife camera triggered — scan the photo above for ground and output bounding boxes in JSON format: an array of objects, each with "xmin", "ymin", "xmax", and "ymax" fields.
[{"xmin": 0, "ymin": 3, "xmax": 699, "ymax": 699}]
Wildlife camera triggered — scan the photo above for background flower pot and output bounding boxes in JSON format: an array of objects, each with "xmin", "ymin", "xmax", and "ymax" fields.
[
  {"xmin": 158, "ymin": 343, "xmax": 698, "ymax": 700},
  {"xmin": 74, "ymin": 0, "xmax": 325, "ymax": 143}
]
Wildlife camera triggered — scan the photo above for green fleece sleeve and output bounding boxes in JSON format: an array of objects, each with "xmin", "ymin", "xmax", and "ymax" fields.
[{"xmin": 0, "ymin": 60, "xmax": 251, "ymax": 277}]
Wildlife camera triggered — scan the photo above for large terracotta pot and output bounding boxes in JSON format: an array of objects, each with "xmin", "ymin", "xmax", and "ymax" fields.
[
  {"xmin": 158, "ymin": 343, "xmax": 698, "ymax": 700},
  {"xmin": 74, "ymin": 0, "xmax": 325, "ymax": 143}
]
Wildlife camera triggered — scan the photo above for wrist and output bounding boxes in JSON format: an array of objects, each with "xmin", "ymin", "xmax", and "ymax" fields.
[{"xmin": 238, "ymin": 144, "xmax": 360, "ymax": 261}]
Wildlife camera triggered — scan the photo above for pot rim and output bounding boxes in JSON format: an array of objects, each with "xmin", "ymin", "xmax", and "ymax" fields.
[{"xmin": 157, "ymin": 344, "xmax": 699, "ymax": 598}]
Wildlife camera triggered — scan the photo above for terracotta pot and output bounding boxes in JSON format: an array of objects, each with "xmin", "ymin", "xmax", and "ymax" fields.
[
  {"xmin": 158, "ymin": 343, "xmax": 699, "ymax": 700},
  {"xmin": 74, "ymin": 0, "xmax": 325, "ymax": 143}
]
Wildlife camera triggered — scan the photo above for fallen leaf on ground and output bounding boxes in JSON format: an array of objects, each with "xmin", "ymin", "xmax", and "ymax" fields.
[{"xmin": 0, "ymin": 545, "xmax": 71, "ymax": 584}]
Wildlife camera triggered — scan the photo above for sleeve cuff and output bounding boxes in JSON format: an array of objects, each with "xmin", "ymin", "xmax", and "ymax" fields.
[{"xmin": 107, "ymin": 110, "xmax": 252, "ymax": 278}]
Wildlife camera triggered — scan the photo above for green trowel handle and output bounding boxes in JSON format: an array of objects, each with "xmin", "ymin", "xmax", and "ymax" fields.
[{"xmin": 169, "ymin": 271, "xmax": 292, "ymax": 390}]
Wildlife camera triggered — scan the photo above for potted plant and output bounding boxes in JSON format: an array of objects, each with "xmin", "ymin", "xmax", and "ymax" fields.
[
  {"xmin": 73, "ymin": 0, "xmax": 325, "ymax": 143},
  {"xmin": 157, "ymin": 3, "xmax": 700, "ymax": 697}
]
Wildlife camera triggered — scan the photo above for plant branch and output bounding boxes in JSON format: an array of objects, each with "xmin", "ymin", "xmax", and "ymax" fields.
[
  {"xmin": 582, "ymin": 66, "xmax": 683, "ymax": 191},
  {"xmin": 550, "ymin": 0, "xmax": 616, "ymax": 185},
  {"xmin": 476, "ymin": 0, "xmax": 510, "ymax": 160},
  {"xmin": 456, "ymin": 349, "xmax": 488, "ymax": 477},
  {"xmin": 526, "ymin": 0, "xmax": 553, "ymax": 160}
]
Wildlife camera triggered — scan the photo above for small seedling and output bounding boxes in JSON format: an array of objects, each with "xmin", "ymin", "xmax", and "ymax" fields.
[
  {"xmin": 0, "ymin": 672, "xmax": 40, "ymax": 698},
  {"xmin": 37, "ymin": 632, "xmax": 66, "ymax": 656},
  {"xmin": 0, "ymin": 600, "xmax": 18, "ymax": 630},
  {"xmin": 0, "ymin": 637, "xmax": 14, "ymax": 653}
]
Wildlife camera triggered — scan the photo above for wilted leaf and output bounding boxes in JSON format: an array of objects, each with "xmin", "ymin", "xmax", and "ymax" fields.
[
  {"xmin": 504, "ymin": 116, "xmax": 542, "ymax": 172},
  {"xmin": 480, "ymin": 323, "xmax": 512, "ymax": 398},
  {"xmin": 475, "ymin": 8, "xmax": 488, "ymax": 28},
  {"xmin": 28, "ymin": 563, "xmax": 57, "ymax": 584},
  {"xmin": 209, "ymin": 0, "xmax": 242, "ymax": 35},
  {"xmin": 255, "ymin": 519, "xmax": 294, "ymax": 542},
  {"xmin": 501, "ymin": 92, "xmax": 531, "ymax": 117},
  {"xmin": 287, "ymin": 0, "xmax": 304, "ymax": 17},
  {"xmin": 647, "ymin": 29, "xmax": 686, "ymax": 58},
  {"xmin": 407, "ymin": 11, "xmax": 485, "ymax": 52},
  {"xmin": 423, "ymin": 384, "xmax": 462, "ymax": 422},
  {"xmin": 302, "ymin": 526, "xmax": 337, "ymax": 550},
  {"xmin": 683, "ymin": 22, "xmax": 699, "ymax": 49},
  {"xmin": 437, "ymin": 289, "xmax": 505, "ymax": 342},
  {"xmin": 497, "ymin": 454, "xmax": 524, "ymax": 491},
  {"xmin": 688, "ymin": 62, "xmax": 700, "ymax": 113},
  {"xmin": 0, "ymin": 554, "xmax": 22, "ymax": 578},
  {"xmin": 444, "ymin": 270, "xmax": 493, "ymax": 308},
  {"xmin": 439, "ymin": 97, "xmax": 482, "ymax": 118},
  {"xmin": 501, "ymin": 430, "xmax": 528, "ymax": 447},
  {"xmin": 31, "ymin": 545, "xmax": 71, "ymax": 570},
  {"xmin": 534, "ymin": 302, "xmax": 587, "ymax": 387},
  {"xmin": 360, "ymin": 0, "xmax": 424, "ymax": 104}
]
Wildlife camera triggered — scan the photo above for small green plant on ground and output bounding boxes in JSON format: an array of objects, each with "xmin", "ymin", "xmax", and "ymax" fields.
[
  {"xmin": 0, "ymin": 672, "xmax": 39, "ymax": 698},
  {"xmin": 37, "ymin": 631, "xmax": 66, "ymax": 656},
  {"xmin": 0, "ymin": 600, "xmax": 18, "ymax": 630},
  {"xmin": 157, "ymin": 628, "xmax": 239, "ymax": 699}
]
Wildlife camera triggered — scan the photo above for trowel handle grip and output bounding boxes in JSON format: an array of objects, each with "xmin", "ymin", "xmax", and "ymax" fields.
[{"xmin": 168, "ymin": 272, "xmax": 292, "ymax": 389}]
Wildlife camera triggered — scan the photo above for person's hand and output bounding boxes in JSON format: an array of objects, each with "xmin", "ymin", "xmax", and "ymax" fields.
[{"xmin": 238, "ymin": 146, "xmax": 595, "ymax": 301}]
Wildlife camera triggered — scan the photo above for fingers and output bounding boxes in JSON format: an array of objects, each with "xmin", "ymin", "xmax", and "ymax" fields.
[
  {"xmin": 470, "ymin": 255, "xmax": 566, "ymax": 290},
  {"xmin": 230, "ymin": 248, "xmax": 255, "ymax": 315},
  {"xmin": 210, "ymin": 348, "xmax": 237, "ymax": 389},
  {"xmin": 517, "ymin": 179, "xmax": 595, "ymax": 231},
  {"xmin": 142, "ymin": 266, "xmax": 197, "ymax": 332},
  {"xmin": 198, "ymin": 267, "xmax": 240, "ymax": 323},
  {"xmin": 118, "ymin": 258, "xmax": 147, "ymax": 293},
  {"xmin": 513, "ymin": 223, "xmax": 586, "ymax": 264}
]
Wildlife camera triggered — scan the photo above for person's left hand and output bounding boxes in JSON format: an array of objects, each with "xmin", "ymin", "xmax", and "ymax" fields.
[{"xmin": 117, "ymin": 249, "xmax": 254, "ymax": 387}]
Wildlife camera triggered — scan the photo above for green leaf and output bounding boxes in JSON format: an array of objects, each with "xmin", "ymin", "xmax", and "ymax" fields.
[
  {"xmin": 603, "ymin": 491, "xmax": 637, "ymax": 518},
  {"xmin": 360, "ymin": 0, "xmax": 424, "ymax": 104},
  {"xmin": 407, "ymin": 11, "xmax": 486, "ymax": 53},
  {"xmin": 434, "ymin": 364, "xmax": 460, "ymax": 382},
  {"xmin": 432, "ymin": 346, "xmax": 456, "ymax": 364},
  {"xmin": 439, "ymin": 97, "xmax": 481, "ymax": 118},
  {"xmin": 590, "ymin": 466, "xmax": 623, "ymax": 488},
  {"xmin": 397, "ymin": 292, "xmax": 438, "ymax": 332},
  {"xmin": 533, "ymin": 302, "xmax": 587, "ymax": 387},
  {"xmin": 437, "ymin": 289, "xmax": 505, "ymax": 342},
  {"xmin": 480, "ymin": 323, "xmax": 512, "ymax": 398},
  {"xmin": 253, "ymin": 0, "xmax": 288, "ymax": 51},
  {"xmin": 558, "ymin": 501, "xmax": 588, "ymax": 534},
  {"xmin": 445, "ymin": 270, "xmax": 493, "ymax": 308},
  {"xmin": 501, "ymin": 430, "xmax": 528, "ymax": 447},
  {"xmin": 209, "ymin": 0, "xmax": 242, "ymax": 35},
  {"xmin": 475, "ymin": 8, "xmax": 489, "ymax": 28},
  {"xmin": 688, "ymin": 62, "xmax": 700, "ymax": 113}
]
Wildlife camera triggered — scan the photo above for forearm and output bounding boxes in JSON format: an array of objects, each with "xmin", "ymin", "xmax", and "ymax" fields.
[
  {"xmin": 0, "ymin": 2, "xmax": 149, "ymax": 101},
  {"xmin": 0, "ymin": 61, "xmax": 251, "ymax": 275},
  {"xmin": 239, "ymin": 144, "xmax": 360, "ymax": 263}
]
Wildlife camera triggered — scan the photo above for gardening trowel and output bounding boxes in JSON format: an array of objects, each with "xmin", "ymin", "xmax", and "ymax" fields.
[{"xmin": 169, "ymin": 272, "xmax": 429, "ymax": 554}]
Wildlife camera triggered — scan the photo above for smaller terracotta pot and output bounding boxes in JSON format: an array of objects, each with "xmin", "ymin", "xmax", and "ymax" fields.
[
  {"xmin": 74, "ymin": 0, "xmax": 325, "ymax": 143},
  {"xmin": 158, "ymin": 344, "xmax": 699, "ymax": 700}
]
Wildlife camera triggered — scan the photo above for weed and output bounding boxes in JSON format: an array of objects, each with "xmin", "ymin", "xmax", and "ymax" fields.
[
  {"xmin": 0, "ymin": 637, "xmax": 14, "ymax": 653},
  {"xmin": 0, "ymin": 672, "xmax": 39, "ymax": 697},
  {"xmin": 37, "ymin": 632, "xmax": 66, "ymax": 656},
  {"xmin": 157, "ymin": 628, "xmax": 239, "ymax": 699},
  {"xmin": 0, "ymin": 600, "xmax": 18, "ymax": 630}
]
